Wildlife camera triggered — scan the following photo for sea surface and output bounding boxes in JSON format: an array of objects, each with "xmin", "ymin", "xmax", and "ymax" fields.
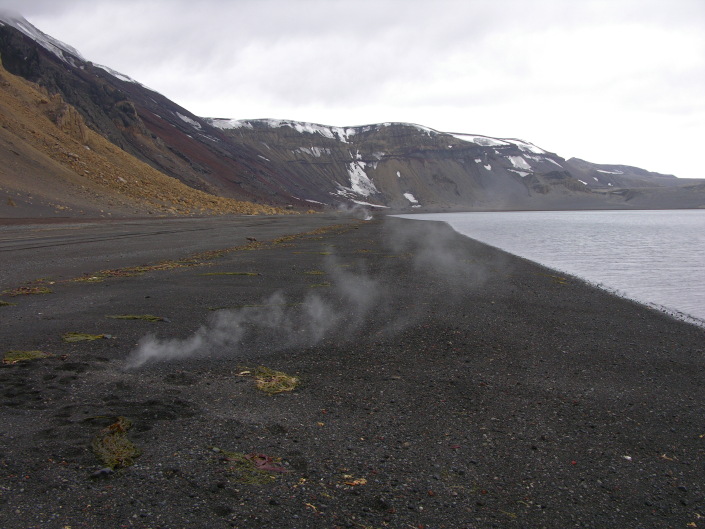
[{"xmin": 397, "ymin": 210, "xmax": 705, "ymax": 326}]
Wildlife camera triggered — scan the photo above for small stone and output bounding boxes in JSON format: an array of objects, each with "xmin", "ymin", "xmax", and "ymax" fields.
[{"xmin": 90, "ymin": 467, "xmax": 114, "ymax": 479}]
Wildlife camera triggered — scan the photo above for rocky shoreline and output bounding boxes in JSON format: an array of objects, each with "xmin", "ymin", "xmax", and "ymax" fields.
[{"xmin": 1, "ymin": 215, "xmax": 704, "ymax": 528}]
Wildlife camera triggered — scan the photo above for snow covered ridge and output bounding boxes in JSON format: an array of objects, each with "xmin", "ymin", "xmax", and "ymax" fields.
[
  {"xmin": 205, "ymin": 118, "xmax": 441, "ymax": 141},
  {"xmin": 450, "ymin": 133, "xmax": 546, "ymax": 154},
  {"xmin": 207, "ymin": 117, "xmax": 546, "ymax": 158},
  {"xmin": 0, "ymin": 11, "xmax": 145, "ymax": 89},
  {"xmin": 207, "ymin": 118, "xmax": 357, "ymax": 143},
  {"xmin": 0, "ymin": 11, "xmax": 84, "ymax": 65}
]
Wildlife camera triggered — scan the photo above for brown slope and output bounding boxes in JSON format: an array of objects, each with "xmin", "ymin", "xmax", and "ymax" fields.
[
  {"xmin": 0, "ymin": 22, "xmax": 308, "ymax": 209},
  {"xmin": 0, "ymin": 60, "xmax": 285, "ymax": 219}
]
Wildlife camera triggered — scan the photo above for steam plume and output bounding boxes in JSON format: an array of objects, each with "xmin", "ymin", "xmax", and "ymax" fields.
[
  {"xmin": 126, "ymin": 217, "xmax": 491, "ymax": 369},
  {"xmin": 126, "ymin": 255, "xmax": 383, "ymax": 368}
]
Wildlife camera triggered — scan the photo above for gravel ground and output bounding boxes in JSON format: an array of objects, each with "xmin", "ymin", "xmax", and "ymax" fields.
[{"xmin": 1, "ymin": 215, "xmax": 704, "ymax": 529}]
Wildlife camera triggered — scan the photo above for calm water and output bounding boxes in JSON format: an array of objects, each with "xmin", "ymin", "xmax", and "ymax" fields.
[{"xmin": 398, "ymin": 210, "xmax": 705, "ymax": 325}]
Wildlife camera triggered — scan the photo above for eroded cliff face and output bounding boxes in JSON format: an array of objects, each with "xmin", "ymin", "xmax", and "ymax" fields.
[{"xmin": 207, "ymin": 119, "xmax": 687, "ymax": 211}]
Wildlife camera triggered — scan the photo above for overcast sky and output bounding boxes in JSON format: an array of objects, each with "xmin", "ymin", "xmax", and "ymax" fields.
[{"xmin": 3, "ymin": 0, "xmax": 704, "ymax": 179}]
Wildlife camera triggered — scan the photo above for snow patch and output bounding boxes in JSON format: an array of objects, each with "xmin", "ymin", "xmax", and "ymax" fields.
[
  {"xmin": 597, "ymin": 169, "xmax": 624, "ymax": 175},
  {"xmin": 296, "ymin": 147, "xmax": 331, "ymax": 157},
  {"xmin": 452, "ymin": 134, "xmax": 509, "ymax": 147},
  {"xmin": 344, "ymin": 162, "xmax": 378, "ymax": 197},
  {"xmin": 396, "ymin": 171, "xmax": 401, "ymax": 178},
  {"xmin": 350, "ymin": 200, "xmax": 388, "ymax": 208},
  {"xmin": 208, "ymin": 118, "xmax": 253, "ymax": 129},
  {"xmin": 93, "ymin": 64, "xmax": 155, "ymax": 90},
  {"xmin": 258, "ymin": 155, "xmax": 271, "ymax": 162},
  {"xmin": 507, "ymin": 156, "xmax": 531, "ymax": 170},
  {"xmin": 504, "ymin": 139, "xmax": 546, "ymax": 154},
  {"xmin": 508, "ymin": 169, "xmax": 530, "ymax": 178},
  {"xmin": 578, "ymin": 180, "xmax": 588, "ymax": 185},
  {"xmin": 484, "ymin": 164, "xmax": 492, "ymax": 171},
  {"xmin": 176, "ymin": 112, "xmax": 202, "ymax": 130},
  {"xmin": 403, "ymin": 192, "xmax": 419, "ymax": 204}
]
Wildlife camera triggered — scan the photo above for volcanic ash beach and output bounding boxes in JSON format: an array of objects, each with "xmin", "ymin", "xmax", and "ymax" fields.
[{"xmin": 1, "ymin": 216, "xmax": 704, "ymax": 528}]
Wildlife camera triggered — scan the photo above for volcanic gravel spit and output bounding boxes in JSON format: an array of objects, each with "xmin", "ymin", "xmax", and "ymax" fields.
[{"xmin": 1, "ymin": 215, "xmax": 704, "ymax": 529}]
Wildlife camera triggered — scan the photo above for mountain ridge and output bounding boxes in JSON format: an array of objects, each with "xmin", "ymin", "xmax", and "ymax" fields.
[{"xmin": 1, "ymin": 12, "xmax": 703, "ymax": 218}]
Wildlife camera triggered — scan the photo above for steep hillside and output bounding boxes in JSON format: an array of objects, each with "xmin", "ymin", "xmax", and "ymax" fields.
[
  {"xmin": 0, "ymin": 13, "xmax": 309, "ymax": 210},
  {"xmin": 0, "ymin": 59, "xmax": 283, "ymax": 218},
  {"xmin": 208, "ymin": 119, "xmax": 704, "ymax": 210}
]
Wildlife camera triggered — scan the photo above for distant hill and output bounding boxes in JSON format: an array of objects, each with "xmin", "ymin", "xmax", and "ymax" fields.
[{"xmin": 1, "ymin": 12, "xmax": 703, "ymax": 218}]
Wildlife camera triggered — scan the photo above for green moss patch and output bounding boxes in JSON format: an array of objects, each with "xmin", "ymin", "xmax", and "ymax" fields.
[
  {"xmin": 62, "ymin": 332, "xmax": 111, "ymax": 342},
  {"xmin": 238, "ymin": 366, "xmax": 301, "ymax": 395},
  {"xmin": 3, "ymin": 350, "xmax": 53, "ymax": 364},
  {"xmin": 106, "ymin": 314, "xmax": 165, "ymax": 322},
  {"xmin": 2, "ymin": 286, "xmax": 52, "ymax": 296},
  {"xmin": 200, "ymin": 272, "xmax": 260, "ymax": 276},
  {"xmin": 92, "ymin": 417, "xmax": 141, "ymax": 469},
  {"xmin": 0, "ymin": 300, "xmax": 16, "ymax": 307},
  {"xmin": 214, "ymin": 447, "xmax": 287, "ymax": 484}
]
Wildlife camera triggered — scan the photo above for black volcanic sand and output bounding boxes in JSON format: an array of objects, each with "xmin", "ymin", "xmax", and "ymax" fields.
[{"xmin": 1, "ymin": 216, "xmax": 704, "ymax": 529}]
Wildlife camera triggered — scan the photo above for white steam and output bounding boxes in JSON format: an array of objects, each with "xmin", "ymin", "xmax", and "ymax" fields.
[
  {"xmin": 334, "ymin": 203, "xmax": 374, "ymax": 221},
  {"xmin": 125, "ymin": 218, "xmax": 492, "ymax": 369},
  {"xmin": 126, "ymin": 257, "xmax": 383, "ymax": 369}
]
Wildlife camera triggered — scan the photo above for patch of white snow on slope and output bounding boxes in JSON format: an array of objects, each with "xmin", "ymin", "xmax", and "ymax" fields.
[
  {"xmin": 209, "ymin": 119, "xmax": 253, "ymax": 129},
  {"xmin": 403, "ymin": 192, "xmax": 419, "ymax": 204},
  {"xmin": 451, "ymin": 134, "xmax": 510, "ymax": 147},
  {"xmin": 296, "ymin": 147, "xmax": 331, "ymax": 157},
  {"xmin": 507, "ymin": 156, "xmax": 531, "ymax": 170},
  {"xmin": 346, "ymin": 161, "xmax": 378, "ymax": 196},
  {"xmin": 93, "ymin": 64, "xmax": 146, "ymax": 86},
  {"xmin": 176, "ymin": 112, "xmax": 202, "ymax": 130},
  {"xmin": 351, "ymin": 199, "xmax": 389, "ymax": 208}
]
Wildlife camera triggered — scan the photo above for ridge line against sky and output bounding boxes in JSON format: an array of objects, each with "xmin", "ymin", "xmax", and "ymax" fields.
[{"xmin": 2, "ymin": 0, "xmax": 704, "ymax": 179}]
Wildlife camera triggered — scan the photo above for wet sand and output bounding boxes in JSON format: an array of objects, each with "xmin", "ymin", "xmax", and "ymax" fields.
[{"xmin": 1, "ymin": 215, "xmax": 704, "ymax": 528}]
